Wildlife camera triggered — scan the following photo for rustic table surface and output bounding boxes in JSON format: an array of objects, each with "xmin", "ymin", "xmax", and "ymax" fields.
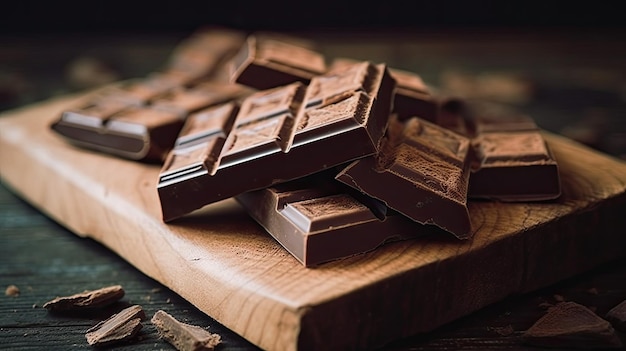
[{"xmin": 1, "ymin": 27, "xmax": 626, "ymax": 350}]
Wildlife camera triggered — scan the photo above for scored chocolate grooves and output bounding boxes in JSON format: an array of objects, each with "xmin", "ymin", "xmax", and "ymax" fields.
[{"xmin": 157, "ymin": 61, "xmax": 396, "ymax": 222}]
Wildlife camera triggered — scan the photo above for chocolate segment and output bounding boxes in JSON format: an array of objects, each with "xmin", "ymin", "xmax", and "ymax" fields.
[
  {"xmin": 336, "ymin": 116, "xmax": 472, "ymax": 238},
  {"xmin": 157, "ymin": 61, "xmax": 395, "ymax": 222},
  {"xmin": 388, "ymin": 68, "xmax": 439, "ymax": 122},
  {"xmin": 462, "ymin": 101, "xmax": 561, "ymax": 201},
  {"xmin": 158, "ymin": 102, "xmax": 240, "ymax": 220},
  {"xmin": 236, "ymin": 173, "xmax": 442, "ymax": 267},
  {"xmin": 228, "ymin": 35, "xmax": 327, "ymax": 90},
  {"xmin": 330, "ymin": 58, "xmax": 438, "ymax": 123}
]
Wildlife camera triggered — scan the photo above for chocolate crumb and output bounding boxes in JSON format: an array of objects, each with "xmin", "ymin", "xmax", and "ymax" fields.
[
  {"xmin": 5, "ymin": 284, "xmax": 20, "ymax": 297},
  {"xmin": 586, "ymin": 287, "xmax": 599, "ymax": 295},
  {"xmin": 43, "ymin": 285, "xmax": 124, "ymax": 312},
  {"xmin": 553, "ymin": 294, "xmax": 565, "ymax": 302},
  {"xmin": 151, "ymin": 310, "xmax": 221, "ymax": 351},
  {"xmin": 605, "ymin": 299, "xmax": 626, "ymax": 332},
  {"xmin": 522, "ymin": 301, "xmax": 623, "ymax": 349}
]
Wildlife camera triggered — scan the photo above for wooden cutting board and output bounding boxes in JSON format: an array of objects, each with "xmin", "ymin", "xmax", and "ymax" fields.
[{"xmin": 1, "ymin": 92, "xmax": 626, "ymax": 351}]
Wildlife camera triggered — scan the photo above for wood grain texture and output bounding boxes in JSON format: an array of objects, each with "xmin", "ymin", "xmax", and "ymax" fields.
[{"xmin": 1, "ymin": 92, "xmax": 626, "ymax": 351}]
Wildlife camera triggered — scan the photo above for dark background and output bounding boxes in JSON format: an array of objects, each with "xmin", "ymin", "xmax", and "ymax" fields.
[{"xmin": 2, "ymin": 1, "xmax": 624, "ymax": 35}]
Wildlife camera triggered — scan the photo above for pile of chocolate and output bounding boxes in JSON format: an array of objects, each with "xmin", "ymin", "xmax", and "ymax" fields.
[{"xmin": 50, "ymin": 27, "xmax": 561, "ymax": 266}]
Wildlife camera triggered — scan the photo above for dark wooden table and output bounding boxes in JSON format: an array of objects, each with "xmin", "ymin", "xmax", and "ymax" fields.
[{"xmin": 2, "ymin": 27, "xmax": 626, "ymax": 350}]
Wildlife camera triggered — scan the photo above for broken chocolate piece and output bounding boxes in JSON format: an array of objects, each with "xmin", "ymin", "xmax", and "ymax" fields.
[
  {"xmin": 606, "ymin": 299, "xmax": 626, "ymax": 332},
  {"xmin": 51, "ymin": 82, "xmax": 249, "ymax": 162},
  {"xmin": 85, "ymin": 304, "xmax": 145, "ymax": 346},
  {"xmin": 388, "ymin": 67, "xmax": 439, "ymax": 122},
  {"xmin": 336, "ymin": 116, "xmax": 472, "ymax": 239},
  {"xmin": 158, "ymin": 61, "xmax": 395, "ymax": 222},
  {"xmin": 228, "ymin": 34, "xmax": 327, "ymax": 90},
  {"xmin": 446, "ymin": 100, "xmax": 561, "ymax": 201},
  {"xmin": 330, "ymin": 58, "xmax": 438, "ymax": 123},
  {"xmin": 236, "ymin": 172, "xmax": 443, "ymax": 266},
  {"xmin": 522, "ymin": 301, "xmax": 623, "ymax": 349},
  {"xmin": 43, "ymin": 285, "xmax": 125, "ymax": 312},
  {"xmin": 151, "ymin": 310, "xmax": 221, "ymax": 351},
  {"xmin": 469, "ymin": 130, "xmax": 561, "ymax": 201}
]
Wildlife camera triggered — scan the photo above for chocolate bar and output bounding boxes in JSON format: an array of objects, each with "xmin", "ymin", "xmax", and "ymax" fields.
[
  {"xmin": 336, "ymin": 116, "xmax": 472, "ymax": 239},
  {"xmin": 157, "ymin": 60, "xmax": 395, "ymax": 222},
  {"xmin": 461, "ymin": 101, "xmax": 562, "ymax": 201},
  {"xmin": 228, "ymin": 34, "xmax": 327, "ymax": 90},
  {"xmin": 51, "ymin": 82, "xmax": 250, "ymax": 162},
  {"xmin": 235, "ymin": 172, "xmax": 443, "ymax": 266}
]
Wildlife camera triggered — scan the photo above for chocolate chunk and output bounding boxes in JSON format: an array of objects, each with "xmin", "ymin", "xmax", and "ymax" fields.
[
  {"xmin": 158, "ymin": 61, "xmax": 395, "ymax": 222},
  {"xmin": 43, "ymin": 285, "xmax": 125, "ymax": 312},
  {"xmin": 85, "ymin": 305, "xmax": 145, "ymax": 346},
  {"xmin": 228, "ymin": 34, "xmax": 327, "ymax": 90},
  {"xmin": 151, "ymin": 310, "xmax": 221, "ymax": 351},
  {"xmin": 51, "ymin": 82, "xmax": 250, "ymax": 162},
  {"xmin": 522, "ymin": 301, "xmax": 623, "ymax": 349},
  {"xmin": 388, "ymin": 67, "xmax": 439, "ymax": 122},
  {"xmin": 236, "ymin": 172, "xmax": 443, "ymax": 266},
  {"xmin": 336, "ymin": 116, "xmax": 472, "ymax": 239},
  {"xmin": 330, "ymin": 58, "xmax": 438, "ymax": 123},
  {"xmin": 441, "ymin": 100, "xmax": 561, "ymax": 201},
  {"xmin": 606, "ymin": 299, "xmax": 626, "ymax": 332}
]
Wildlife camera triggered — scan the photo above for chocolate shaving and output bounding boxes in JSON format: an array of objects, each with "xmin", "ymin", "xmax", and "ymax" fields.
[
  {"xmin": 85, "ymin": 304, "xmax": 145, "ymax": 346},
  {"xmin": 43, "ymin": 285, "xmax": 125, "ymax": 312}
]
